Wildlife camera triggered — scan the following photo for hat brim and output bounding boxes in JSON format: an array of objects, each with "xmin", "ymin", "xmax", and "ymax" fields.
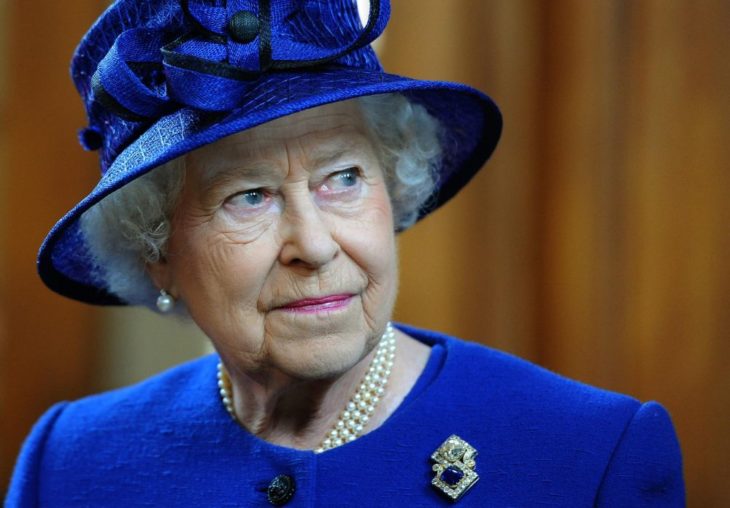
[{"xmin": 38, "ymin": 69, "xmax": 502, "ymax": 305}]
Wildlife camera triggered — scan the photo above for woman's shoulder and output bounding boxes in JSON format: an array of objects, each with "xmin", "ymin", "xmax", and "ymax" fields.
[
  {"xmin": 43, "ymin": 354, "xmax": 220, "ymax": 438},
  {"xmin": 398, "ymin": 323, "xmax": 669, "ymax": 463},
  {"xmin": 394, "ymin": 324, "xmax": 684, "ymax": 506},
  {"xmin": 400, "ymin": 322, "xmax": 641, "ymax": 414},
  {"xmin": 5, "ymin": 355, "xmax": 224, "ymax": 505}
]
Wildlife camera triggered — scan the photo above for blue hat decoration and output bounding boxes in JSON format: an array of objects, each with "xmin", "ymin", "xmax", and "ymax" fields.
[{"xmin": 38, "ymin": 0, "xmax": 502, "ymax": 305}]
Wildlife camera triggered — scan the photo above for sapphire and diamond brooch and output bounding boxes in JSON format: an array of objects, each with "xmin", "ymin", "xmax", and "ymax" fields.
[{"xmin": 430, "ymin": 435, "xmax": 479, "ymax": 501}]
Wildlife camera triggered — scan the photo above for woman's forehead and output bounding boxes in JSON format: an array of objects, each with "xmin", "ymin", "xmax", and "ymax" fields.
[
  {"xmin": 203, "ymin": 100, "xmax": 365, "ymax": 150},
  {"xmin": 252, "ymin": 100, "xmax": 365, "ymax": 137},
  {"xmin": 186, "ymin": 101, "xmax": 374, "ymax": 180},
  {"xmin": 188, "ymin": 101, "xmax": 367, "ymax": 161}
]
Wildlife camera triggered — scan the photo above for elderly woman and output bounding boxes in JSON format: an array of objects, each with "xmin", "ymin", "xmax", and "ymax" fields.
[{"xmin": 7, "ymin": 1, "xmax": 684, "ymax": 506}]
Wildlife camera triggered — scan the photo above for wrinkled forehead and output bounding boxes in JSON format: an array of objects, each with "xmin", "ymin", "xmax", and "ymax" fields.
[{"xmin": 186, "ymin": 100, "xmax": 372, "ymax": 175}]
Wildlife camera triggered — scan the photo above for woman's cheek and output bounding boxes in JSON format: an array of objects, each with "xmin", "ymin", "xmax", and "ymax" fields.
[{"xmin": 338, "ymin": 212, "xmax": 395, "ymax": 277}]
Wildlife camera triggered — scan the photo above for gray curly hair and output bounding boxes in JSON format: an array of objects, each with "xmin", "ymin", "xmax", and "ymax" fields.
[{"xmin": 80, "ymin": 93, "xmax": 442, "ymax": 310}]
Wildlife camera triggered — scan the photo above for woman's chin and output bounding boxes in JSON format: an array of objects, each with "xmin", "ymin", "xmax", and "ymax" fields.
[{"xmin": 268, "ymin": 331, "xmax": 376, "ymax": 381}]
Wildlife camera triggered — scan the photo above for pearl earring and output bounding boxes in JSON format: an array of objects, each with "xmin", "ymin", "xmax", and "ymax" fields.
[{"xmin": 156, "ymin": 289, "xmax": 175, "ymax": 313}]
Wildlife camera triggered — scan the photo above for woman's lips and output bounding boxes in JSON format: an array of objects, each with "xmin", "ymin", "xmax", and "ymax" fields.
[{"xmin": 276, "ymin": 294, "xmax": 354, "ymax": 314}]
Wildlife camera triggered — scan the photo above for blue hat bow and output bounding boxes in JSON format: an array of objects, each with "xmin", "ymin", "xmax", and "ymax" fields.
[{"xmin": 91, "ymin": 0, "xmax": 390, "ymax": 120}]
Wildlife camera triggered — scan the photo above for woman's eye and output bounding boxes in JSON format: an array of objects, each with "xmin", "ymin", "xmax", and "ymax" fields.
[
  {"xmin": 227, "ymin": 189, "xmax": 267, "ymax": 208},
  {"xmin": 317, "ymin": 168, "xmax": 363, "ymax": 200},
  {"xmin": 329, "ymin": 168, "xmax": 360, "ymax": 188}
]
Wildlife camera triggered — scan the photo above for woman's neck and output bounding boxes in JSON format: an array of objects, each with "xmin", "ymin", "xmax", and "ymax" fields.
[{"xmin": 224, "ymin": 329, "xmax": 430, "ymax": 450}]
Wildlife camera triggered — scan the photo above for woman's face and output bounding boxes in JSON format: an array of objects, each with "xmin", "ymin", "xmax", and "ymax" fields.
[{"xmin": 152, "ymin": 101, "xmax": 398, "ymax": 381}]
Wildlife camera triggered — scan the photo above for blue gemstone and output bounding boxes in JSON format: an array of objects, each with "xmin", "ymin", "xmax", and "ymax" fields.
[{"xmin": 440, "ymin": 466, "xmax": 464, "ymax": 486}]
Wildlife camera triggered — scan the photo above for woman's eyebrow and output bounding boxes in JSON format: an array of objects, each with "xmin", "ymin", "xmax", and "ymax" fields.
[
  {"xmin": 307, "ymin": 137, "xmax": 369, "ymax": 169},
  {"xmin": 199, "ymin": 163, "xmax": 277, "ymax": 193}
]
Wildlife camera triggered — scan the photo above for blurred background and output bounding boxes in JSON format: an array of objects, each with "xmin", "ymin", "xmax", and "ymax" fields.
[{"xmin": 1, "ymin": 0, "xmax": 728, "ymax": 505}]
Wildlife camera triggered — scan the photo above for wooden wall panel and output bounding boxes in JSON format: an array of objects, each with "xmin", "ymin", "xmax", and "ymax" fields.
[
  {"xmin": 537, "ymin": 0, "xmax": 634, "ymax": 389},
  {"xmin": 619, "ymin": 2, "xmax": 730, "ymax": 504},
  {"xmin": 387, "ymin": 1, "xmax": 730, "ymax": 505},
  {"xmin": 0, "ymin": 0, "xmax": 104, "ymax": 492},
  {"xmin": 386, "ymin": 0, "xmax": 541, "ymax": 360}
]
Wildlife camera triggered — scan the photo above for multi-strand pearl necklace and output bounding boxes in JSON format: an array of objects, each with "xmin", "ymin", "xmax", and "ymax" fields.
[{"xmin": 216, "ymin": 323, "xmax": 396, "ymax": 454}]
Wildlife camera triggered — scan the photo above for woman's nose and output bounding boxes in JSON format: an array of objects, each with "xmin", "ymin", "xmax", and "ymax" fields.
[{"xmin": 278, "ymin": 193, "xmax": 339, "ymax": 268}]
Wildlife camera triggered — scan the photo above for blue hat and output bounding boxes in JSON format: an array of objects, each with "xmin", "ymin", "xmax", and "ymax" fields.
[{"xmin": 38, "ymin": 0, "xmax": 502, "ymax": 305}]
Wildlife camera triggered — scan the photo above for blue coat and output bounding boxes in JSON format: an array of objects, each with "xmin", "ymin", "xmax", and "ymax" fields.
[{"xmin": 6, "ymin": 325, "xmax": 684, "ymax": 506}]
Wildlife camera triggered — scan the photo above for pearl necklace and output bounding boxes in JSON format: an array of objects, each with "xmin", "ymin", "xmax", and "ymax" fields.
[{"xmin": 216, "ymin": 323, "xmax": 396, "ymax": 454}]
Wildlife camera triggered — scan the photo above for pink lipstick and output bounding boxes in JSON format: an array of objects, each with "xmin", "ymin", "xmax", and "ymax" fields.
[{"xmin": 277, "ymin": 294, "xmax": 353, "ymax": 314}]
